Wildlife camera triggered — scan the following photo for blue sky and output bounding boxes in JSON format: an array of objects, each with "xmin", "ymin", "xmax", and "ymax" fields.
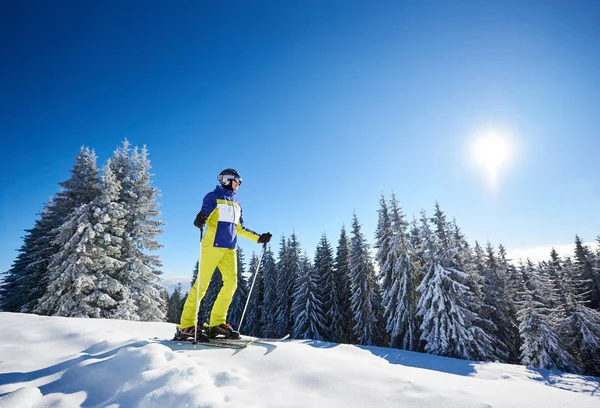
[{"xmin": 1, "ymin": 1, "xmax": 599, "ymax": 283}]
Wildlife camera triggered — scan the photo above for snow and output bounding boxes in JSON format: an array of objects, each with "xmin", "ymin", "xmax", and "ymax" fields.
[{"xmin": 0, "ymin": 313, "xmax": 598, "ymax": 408}]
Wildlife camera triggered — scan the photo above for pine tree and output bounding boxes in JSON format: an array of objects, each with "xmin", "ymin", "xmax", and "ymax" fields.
[
  {"xmin": 496, "ymin": 244, "xmax": 521, "ymax": 362},
  {"xmin": 35, "ymin": 162, "xmax": 135, "ymax": 318},
  {"xmin": 167, "ymin": 284, "xmax": 185, "ymax": 323},
  {"xmin": 416, "ymin": 210, "xmax": 495, "ymax": 360},
  {"xmin": 260, "ymin": 246, "xmax": 279, "ymax": 337},
  {"xmin": 314, "ymin": 234, "xmax": 341, "ymax": 342},
  {"xmin": 375, "ymin": 193, "xmax": 394, "ymax": 290},
  {"xmin": 108, "ymin": 142, "xmax": 165, "ymax": 321},
  {"xmin": 550, "ymin": 252, "xmax": 600, "ymax": 375},
  {"xmin": 1, "ymin": 147, "xmax": 100, "ymax": 312},
  {"xmin": 573, "ymin": 235, "xmax": 600, "ymax": 310},
  {"xmin": 244, "ymin": 254, "xmax": 264, "ymax": 336},
  {"xmin": 127, "ymin": 146, "xmax": 166, "ymax": 321},
  {"xmin": 382, "ymin": 193, "xmax": 421, "ymax": 350},
  {"xmin": 517, "ymin": 279, "xmax": 577, "ymax": 372},
  {"xmin": 292, "ymin": 254, "xmax": 326, "ymax": 340},
  {"xmin": 228, "ymin": 248, "xmax": 249, "ymax": 330},
  {"xmin": 333, "ymin": 226, "xmax": 353, "ymax": 343},
  {"xmin": 276, "ymin": 234, "xmax": 301, "ymax": 337},
  {"xmin": 479, "ymin": 243, "xmax": 513, "ymax": 361},
  {"xmin": 274, "ymin": 235, "xmax": 289, "ymax": 337},
  {"xmin": 349, "ymin": 213, "xmax": 384, "ymax": 346}
]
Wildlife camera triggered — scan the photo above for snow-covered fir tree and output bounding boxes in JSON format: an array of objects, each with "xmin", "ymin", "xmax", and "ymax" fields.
[
  {"xmin": 478, "ymin": 242, "xmax": 513, "ymax": 361},
  {"xmin": 333, "ymin": 226, "xmax": 353, "ymax": 343},
  {"xmin": 517, "ymin": 280, "xmax": 577, "ymax": 372},
  {"xmin": 276, "ymin": 234, "xmax": 301, "ymax": 337},
  {"xmin": 416, "ymin": 209, "xmax": 496, "ymax": 360},
  {"xmin": 349, "ymin": 213, "xmax": 385, "ymax": 346},
  {"xmin": 314, "ymin": 234, "xmax": 342, "ymax": 342},
  {"xmin": 1, "ymin": 147, "xmax": 100, "ymax": 312},
  {"xmin": 228, "ymin": 248, "xmax": 249, "ymax": 330},
  {"xmin": 496, "ymin": 244, "xmax": 521, "ymax": 362},
  {"xmin": 573, "ymin": 235, "xmax": 600, "ymax": 310},
  {"xmin": 35, "ymin": 162, "xmax": 136, "ymax": 318},
  {"xmin": 292, "ymin": 254, "xmax": 326, "ymax": 340},
  {"xmin": 274, "ymin": 235, "xmax": 290, "ymax": 337},
  {"xmin": 382, "ymin": 193, "xmax": 421, "ymax": 350},
  {"xmin": 166, "ymin": 284, "xmax": 186, "ymax": 323},
  {"xmin": 375, "ymin": 193, "xmax": 394, "ymax": 290},
  {"xmin": 243, "ymin": 253, "xmax": 264, "ymax": 336},
  {"xmin": 260, "ymin": 246, "xmax": 279, "ymax": 337},
  {"xmin": 547, "ymin": 251, "xmax": 600, "ymax": 375},
  {"xmin": 126, "ymin": 146, "xmax": 166, "ymax": 321},
  {"xmin": 107, "ymin": 142, "xmax": 165, "ymax": 321}
]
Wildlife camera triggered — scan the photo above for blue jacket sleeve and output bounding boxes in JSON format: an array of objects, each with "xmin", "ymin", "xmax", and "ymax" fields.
[{"xmin": 201, "ymin": 192, "xmax": 217, "ymax": 216}]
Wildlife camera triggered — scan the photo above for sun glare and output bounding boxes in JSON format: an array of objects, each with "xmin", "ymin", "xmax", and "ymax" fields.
[{"xmin": 470, "ymin": 131, "xmax": 513, "ymax": 190}]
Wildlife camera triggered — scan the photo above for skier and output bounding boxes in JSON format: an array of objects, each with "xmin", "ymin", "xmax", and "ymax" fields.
[{"xmin": 176, "ymin": 168, "xmax": 272, "ymax": 341}]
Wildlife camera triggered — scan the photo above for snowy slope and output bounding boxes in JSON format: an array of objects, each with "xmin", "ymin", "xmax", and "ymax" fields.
[{"xmin": 0, "ymin": 313, "xmax": 598, "ymax": 408}]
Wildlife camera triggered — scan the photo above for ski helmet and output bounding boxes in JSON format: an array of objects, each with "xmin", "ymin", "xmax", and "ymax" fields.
[{"xmin": 218, "ymin": 168, "xmax": 242, "ymax": 188}]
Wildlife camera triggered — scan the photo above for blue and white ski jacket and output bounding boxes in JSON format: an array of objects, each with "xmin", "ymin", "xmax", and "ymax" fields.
[{"xmin": 201, "ymin": 185, "xmax": 260, "ymax": 249}]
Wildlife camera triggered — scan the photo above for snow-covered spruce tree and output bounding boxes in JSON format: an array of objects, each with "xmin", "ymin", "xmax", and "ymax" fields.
[
  {"xmin": 35, "ymin": 162, "xmax": 137, "ymax": 318},
  {"xmin": 126, "ymin": 146, "xmax": 166, "ymax": 321},
  {"xmin": 573, "ymin": 235, "xmax": 600, "ymax": 310},
  {"xmin": 517, "ymin": 274, "xmax": 577, "ymax": 373},
  {"xmin": 375, "ymin": 193, "xmax": 394, "ymax": 290},
  {"xmin": 349, "ymin": 212, "xmax": 385, "ymax": 346},
  {"xmin": 549, "ymin": 252, "xmax": 600, "ymax": 375},
  {"xmin": 259, "ymin": 246, "xmax": 278, "ymax": 337},
  {"xmin": 107, "ymin": 142, "xmax": 165, "ymax": 321},
  {"xmin": 274, "ymin": 235, "xmax": 290, "ymax": 337},
  {"xmin": 416, "ymin": 209, "xmax": 496, "ymax": 360},
  {"xmin": 167, "ymin": 284, "xmax": 185, "ymax": 323},
  {"xmin": 292, "ymin": 254, "xmax": 326, "ymax": 340},
  {"xmin": 313, "ymin": 234, "xmax": 339, "ymax": 342},
  {"xmin": 382, "ymin": 193, "xmax": 421, "ymax": 350},
  {"xmin": 228, "ymin": 248, "xmax": 249, "ymax": 330},
  {"xmin": 495, "ymin": 245, "xmax": 521, "ymax": 362},
  {"xmin": 276, "ymin": 234, "xmax": 301, "ymax": 337},
  {"xmin": 333, "ymin": 226, "xmax": 353, "ymax": 343},
  {"xmin": 1, "ymin": 147, "xmax": 101, "ymax": 313},
  {"xmin": 0, "ymin": 213, "xmax": 52, "ymax": 312},
  {"xmin": 244, "ymin": 253, "xmax": 264, "ymax": 336},
  {"xmin": 477, "ymin": 243, "xmax": 513, "ymax": 361}
]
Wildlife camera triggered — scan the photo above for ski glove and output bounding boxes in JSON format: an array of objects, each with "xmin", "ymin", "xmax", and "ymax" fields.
[
  {"xmin": 257, "ymin": 232, "xmax": 272, "ymax": 244},
  {"xmin": 193, "ymin": 211, "xmax": 208, "ymax": 229}
]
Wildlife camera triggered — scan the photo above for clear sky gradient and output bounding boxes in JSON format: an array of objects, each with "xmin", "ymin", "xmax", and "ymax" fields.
[{"xmin": 1, "ymin": 1, "xmax": 599, "ymax": 281}]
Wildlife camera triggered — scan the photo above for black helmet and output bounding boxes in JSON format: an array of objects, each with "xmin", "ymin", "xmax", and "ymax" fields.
[{"xmin": 218, "ymin": 168, "xmax": 242, "ymax": 188}]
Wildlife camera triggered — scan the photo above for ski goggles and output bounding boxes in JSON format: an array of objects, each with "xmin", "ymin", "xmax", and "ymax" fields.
[{"xmin": 220, "ymin": 174, "xmax": 243, "ymax": 185}]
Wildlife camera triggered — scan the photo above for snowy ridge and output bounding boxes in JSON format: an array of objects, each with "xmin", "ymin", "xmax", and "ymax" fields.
[{"xmin": 0, "ymin": 313, "xmax": 598, "ymax": 408}]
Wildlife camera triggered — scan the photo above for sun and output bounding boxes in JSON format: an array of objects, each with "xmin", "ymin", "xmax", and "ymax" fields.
[{"xmin": 470, "ymin": 131, "xmax": 513, "ymax": 190}]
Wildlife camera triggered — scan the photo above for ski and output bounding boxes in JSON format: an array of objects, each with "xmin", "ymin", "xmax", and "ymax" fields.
[
  {"xmin": 206, "ymin": 334, "xmax": 289, "ymax": 347},
  {"xmin": 150, "ymin": 333, "xmax": 289, "ymax": 350}
]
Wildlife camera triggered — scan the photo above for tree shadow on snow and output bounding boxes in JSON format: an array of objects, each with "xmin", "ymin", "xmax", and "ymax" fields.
[
  {"xmin": 0, "ymin": 339, "xmax": 149, "ymax": 401},
  {"xmin": 358, "ymin": 346, "xmax": 600, "ymax": 397},
  {"xmin": 358, "ymin": 345, "xmax": 479, "ymax": 377}
]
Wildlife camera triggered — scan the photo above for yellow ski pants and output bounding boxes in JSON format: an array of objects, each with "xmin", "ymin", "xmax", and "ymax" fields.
[{"xmin": 179, "ymin": 246, "xmax": 237, "ymax": 328}]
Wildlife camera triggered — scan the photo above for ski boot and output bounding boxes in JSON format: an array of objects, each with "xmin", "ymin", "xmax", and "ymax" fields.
[
  {"xmin": 208, "ymin": 323, "xmax": 240, "ymax": 340},
  {"xmin": 173, "ymin": 326, "xmax": 209, "ymax": 342}
]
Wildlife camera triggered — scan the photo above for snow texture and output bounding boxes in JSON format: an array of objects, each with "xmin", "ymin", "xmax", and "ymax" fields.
[{"xmin": 0, "ymin": 312, "xmax": 598, "ymax": 408}]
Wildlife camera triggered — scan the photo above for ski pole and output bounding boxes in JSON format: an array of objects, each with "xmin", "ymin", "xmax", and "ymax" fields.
[
  {"xmin": 238, "ymin": 242, "xmax": 267, "ymax": 333},
  {"xmin": 194, "ymin": 227, "xmax": 204, "ymax": 345}
]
